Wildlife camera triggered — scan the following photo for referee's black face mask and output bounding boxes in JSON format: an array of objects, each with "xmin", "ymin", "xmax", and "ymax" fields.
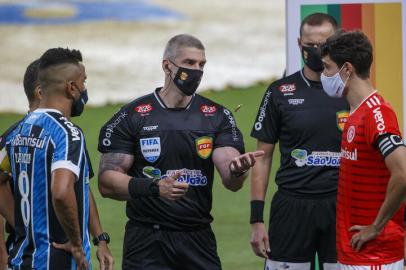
[
  {"xmin": 169, "ymin": 60, "xmax": 203, "ymax": 96},
  {"xmin": 301, "ymin": 46, "xmax": 324, "ymax": 72}
]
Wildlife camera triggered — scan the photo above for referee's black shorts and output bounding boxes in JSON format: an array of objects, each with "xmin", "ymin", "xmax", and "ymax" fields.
[
  {"xmin": 122, "ymin": 221, "xmax": 222, "ymax": 270},
  {"xmin": 268, "ymin": 190, "xmax": 337, "ymax": 265}
]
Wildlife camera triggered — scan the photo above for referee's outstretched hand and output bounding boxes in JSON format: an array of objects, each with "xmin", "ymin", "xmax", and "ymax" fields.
[
  {"xmin": 230, "ymin": 151, "xmax": 265, "ymax": 176},
  {"xmin": 158, "ymin": 171, "xmax": 189, "ymax": 200}
]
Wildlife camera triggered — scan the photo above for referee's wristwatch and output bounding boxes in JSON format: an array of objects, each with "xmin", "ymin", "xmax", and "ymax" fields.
[{"xmin": 93, "ymin": 232, "xmax": 110, "ymax": 246}]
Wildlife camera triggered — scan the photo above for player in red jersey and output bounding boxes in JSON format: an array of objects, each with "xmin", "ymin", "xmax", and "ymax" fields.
[{"xmin": 320, "ymin": 30, "xmax": 406, "ymax": 269}]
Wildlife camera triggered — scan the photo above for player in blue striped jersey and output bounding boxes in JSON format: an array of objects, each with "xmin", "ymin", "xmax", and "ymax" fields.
[
  {"xmin": 1, "ymin": 57, "xmax": 113, "ymax": 270},
  {"xmin": 3, "ymin": 48, "xmax": 111, "ymax": 270},
  {"xmin": 0, "ymin": 59, "xmax": 43, "ymax": 270}
]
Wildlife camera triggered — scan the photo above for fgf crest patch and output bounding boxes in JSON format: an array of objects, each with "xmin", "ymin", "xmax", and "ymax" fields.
[
  {"xmin": 336, "ymin": 111, "xmax": 349, "ymax": 131},
  {"xmin": 140, "ymin": 137, "xmax": 161, "ymax": 163},
  {"xmin": 195, "ymin": 136, "xmax": 213, "ymax": 159}
]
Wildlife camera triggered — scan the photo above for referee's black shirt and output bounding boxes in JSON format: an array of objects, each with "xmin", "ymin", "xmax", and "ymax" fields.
[
  {"xmin": 251, "ymin": 70, "xmax": 349, "ymax": 197},
  {"xmin": 98, "ymin": 88, "xmax": 245, "ymax": 230}
]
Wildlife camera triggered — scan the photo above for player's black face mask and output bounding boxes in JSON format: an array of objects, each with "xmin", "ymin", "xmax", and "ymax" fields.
[
  {"xmin": 301, "ymin": 45, "xmax": 324, "ymax": 72},
  {"xmin": 169, "ymin": 60, "xmax": 203, "ymax": 96},
  {"xmin": 71, "ymin": 86, "xmax": 88, "ymax": 117}
]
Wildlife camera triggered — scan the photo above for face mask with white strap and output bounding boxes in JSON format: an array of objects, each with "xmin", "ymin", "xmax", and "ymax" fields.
[{"xmin": 320, "ymin": 64, "xmax": 350, "ymax": 98}]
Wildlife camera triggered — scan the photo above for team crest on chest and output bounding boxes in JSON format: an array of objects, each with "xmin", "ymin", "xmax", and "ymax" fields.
[
  {"xmin": 195, "ymin": 136, "xmax": 213, "ymax": 159},
  {"xmin": 336, "ymin": 111, "xmax": 349, "ymax": 131},
  {"xmin": 140, "ymin": 137, "xmax": 161, "ymax": 163},
  {"xmin": 347, "ymin": 126, "xmax": 355, "ymax": 143}
]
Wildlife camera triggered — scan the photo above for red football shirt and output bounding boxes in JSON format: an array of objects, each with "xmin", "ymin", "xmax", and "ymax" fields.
[{"xmin": 337, "ymin": 91, "xmax": 404, "ymax": 264}]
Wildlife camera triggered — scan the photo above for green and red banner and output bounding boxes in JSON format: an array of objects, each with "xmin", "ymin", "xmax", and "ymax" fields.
[{"xmin": 287, "ymin": 0, "xmax": 405, "ymax": 133}]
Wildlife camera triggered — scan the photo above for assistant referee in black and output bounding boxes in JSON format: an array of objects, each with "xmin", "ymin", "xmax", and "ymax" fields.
[{"xmin": 250, "ymin": 13, "xmax": 349, "ymax": 270}]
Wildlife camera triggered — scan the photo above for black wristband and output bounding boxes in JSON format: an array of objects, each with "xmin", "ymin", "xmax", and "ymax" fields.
[
  {"xmin": 250, "ymin": 200, "xmax": 264, "ymax": 224},
  {"xmin": 128, "ymin": 177, "xmax": 154, "ymax": 199}
]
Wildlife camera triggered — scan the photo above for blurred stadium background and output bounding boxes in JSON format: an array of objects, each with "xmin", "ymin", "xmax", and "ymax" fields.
[
  {"xmin": 0, "ymin": 0, "xmax": 284, "ymax": 113},
  {"xmin": 0, "ymin": 1, "xmax": 285, "ymax": 269}
]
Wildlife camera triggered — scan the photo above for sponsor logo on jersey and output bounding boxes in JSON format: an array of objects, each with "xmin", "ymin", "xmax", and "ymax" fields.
[
  {"xmin": 165, "ymin": 168, "xmax": 208, "ymax": 186},
  {"xmin": 195, "ymin": 136, "xmax": 213, "ymax": 159},
  {"xmin": 341, "ymin": 147, "xmax": 357, "ymax": 161},
  {"xmin": 135, "ymin": 104, "xmax": 153, "ymax": 114},
  {"xmin": 59, "ymin": 116, "xmax": 80, "ymax": 142},
  {"xmin": 140, "ymin": 137, "xmax": 161, "ymax": 163},
  {"xmin": 347, "ymin": 125, "xmax": 355, "ymax": 143},
  {"xmin": 278, "ymin": 83, "xmax": 296, "ymax": 96},
  {"xmin": 103, "ymin": 111, "xmax": 128, "ymax": 147},
  {"xmin": 143, "ymin": 125, "xmax": 158, "ymax": 132},
  {"xmin": 254, "ymin": 89, "xmax": 271, "ymax": 131},
  {"xmin": 11, "ymin": 134, "xmax": 46, "ymax": 149},
  {"xmin": 142, "ymin": 166, "xmax": 162, "ymax": 179},
  {"xmin": 336, "ymin": 111, "xmax": 349, "ymax": 131},
  {"xmin": 223, "ymin": 109, "xmax": 239, "ymax": 141},
  {"xmin": 372, "ymin": 106, "xmax": 386, "ymax": 134},
  {"xmin": 291, "ymin": 149, "xmax": 340, "ymax": 167},
  {"xmin": 200, "ymin": 105, "xmax": 217, "ymax": 115},
  {"xmin": 288, "ymin": 98, "xmax": 304, "ymax": 105}
]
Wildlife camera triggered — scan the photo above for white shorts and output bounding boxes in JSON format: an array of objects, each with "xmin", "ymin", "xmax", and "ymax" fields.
[
  {"xmin": 338, "ymin": 259, "xmax": 404, "ymax": 270},
  {"xmin": 265, "ymin": 260, "xmax": 338, "ymax": 270}
]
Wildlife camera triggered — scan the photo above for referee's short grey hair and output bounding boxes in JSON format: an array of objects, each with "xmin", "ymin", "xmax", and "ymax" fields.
[{"xmin": 163, "ymin": 34, "xmax": 205, "ymax": 60}]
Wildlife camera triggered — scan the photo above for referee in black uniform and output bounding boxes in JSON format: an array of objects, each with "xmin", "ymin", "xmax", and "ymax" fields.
[
  {"xmin": 97, "ymin": 34, "xmax": 264, "ymax": 270},
  {"xmin": 250, "ymin": 13, "xmax": 349, "ymax": 270}
]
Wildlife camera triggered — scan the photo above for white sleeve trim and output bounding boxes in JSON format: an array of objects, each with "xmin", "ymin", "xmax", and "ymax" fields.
[{"xmin": 51, "ymin": 160, "xmax": 80, "ymax": 179}]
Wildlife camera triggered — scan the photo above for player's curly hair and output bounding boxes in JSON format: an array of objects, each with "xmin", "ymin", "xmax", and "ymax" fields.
[
  {"xmin": 321, "ymin": 30, "xmax": 373, "ymax": 79},
  {"xmin": 39, "ymin": 47, "xmax": 82, "ymax": 70},
  {"xmin": 23, "ymin": 59, "xmax": 40, "ymax": 104}
]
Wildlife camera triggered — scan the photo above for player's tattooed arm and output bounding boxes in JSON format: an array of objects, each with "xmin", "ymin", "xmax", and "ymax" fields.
[
  {"xmin": 99, "ymin": 153, "xmax": 134, "ymax": 175},
  {"xmin": 98, "ymin": 153, "xmax": 135, "ymax": 201}
]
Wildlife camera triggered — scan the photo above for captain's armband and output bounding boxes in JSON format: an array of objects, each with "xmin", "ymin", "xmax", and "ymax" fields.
[{"xmin": 377, "ymin": 133, "xmax": 405, "ymax": 158}]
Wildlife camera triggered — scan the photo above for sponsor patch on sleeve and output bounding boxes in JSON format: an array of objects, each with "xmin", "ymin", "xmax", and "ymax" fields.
[
  {"xmin": 135, "ymin": 104, "xmax": 153, "ymax": 115},
  {"xmin": 278, "ymin": 83, "xmax": 296, "ymax": 95},
  {"xmin": 200, "ymin": 105, "xmax": 217, "ymax": 116}
]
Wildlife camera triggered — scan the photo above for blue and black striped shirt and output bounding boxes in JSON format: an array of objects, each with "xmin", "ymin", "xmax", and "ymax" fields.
[{"xmin": 6, "ymin": 108, "xmax": 92, "ymax": 270}]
